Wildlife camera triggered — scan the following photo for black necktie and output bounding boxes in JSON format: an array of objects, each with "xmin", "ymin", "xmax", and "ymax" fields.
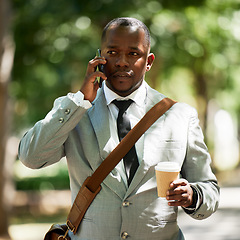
[{"xmin": 113, "ymin": 99, "xmax": 139, "ymax": 185}]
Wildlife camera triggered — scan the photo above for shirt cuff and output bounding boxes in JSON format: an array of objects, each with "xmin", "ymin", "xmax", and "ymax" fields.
[{"xmin": 67, "ymin": 91, "xmax": 92, "ymax": 109}]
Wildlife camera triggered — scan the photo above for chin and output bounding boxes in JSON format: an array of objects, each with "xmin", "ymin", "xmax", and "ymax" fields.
[
  {"xmin": 113, "ymin": 86, "xmax": 136, "ymax": 97},
  {"xmin": 106, "ymin": 78, "xmax": 139, "ymax": 96}
]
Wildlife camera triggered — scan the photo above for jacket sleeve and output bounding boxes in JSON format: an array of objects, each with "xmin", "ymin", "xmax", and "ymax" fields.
[
  {"xmin": 181, "ymin": 106, "xmax": 220, "ymax": 220},
  {"xmin": 18, "ymin": 91, "xmax": 91, "ymax": 169}
]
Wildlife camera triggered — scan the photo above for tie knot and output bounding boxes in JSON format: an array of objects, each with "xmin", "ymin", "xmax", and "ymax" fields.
[{"xmin": 113, "ymin": 99, "xmax": 133, "ymax": 113}]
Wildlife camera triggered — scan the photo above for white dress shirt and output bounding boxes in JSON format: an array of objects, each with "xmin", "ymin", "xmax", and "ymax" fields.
[{"xmin": 103, "ymin": 81, "xmax": 148, "ymax": 186}]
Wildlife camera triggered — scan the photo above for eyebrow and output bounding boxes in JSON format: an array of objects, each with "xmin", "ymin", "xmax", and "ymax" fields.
[
  {"xmin": 129, "ymin": 46, "xmax": 141, "ymax": 51},
  {"xmin": 106, "ymin": 45, "xmax": 117, "ymax": 49},
  {"xmin": 106, "ymin": 45, "xmax": 142, "ymax": 52}
]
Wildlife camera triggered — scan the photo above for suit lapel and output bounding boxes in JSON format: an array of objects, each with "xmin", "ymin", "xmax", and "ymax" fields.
[
  {"xmin": 88, "ymin": 89, "xmax": 127, "ymax": 199},
  {"xmin": 88, "ymin": 90, "xmax": 112, "ymax": 162},
  {"xmin": 125, "ymin": 121, "xmax": 165, "ymax": 197},
  {"xmin": 125, "ymin": 89, "xmax": 166, "ymax": 197},
  {"xmin": 125, "ymin": 155, "xmax": 150, "ymax": 197}
]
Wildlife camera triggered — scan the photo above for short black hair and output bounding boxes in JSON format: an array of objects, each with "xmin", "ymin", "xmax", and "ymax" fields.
[{"xmin": 101, "ymin": 17, "xmax": 151, "ymax": 48}]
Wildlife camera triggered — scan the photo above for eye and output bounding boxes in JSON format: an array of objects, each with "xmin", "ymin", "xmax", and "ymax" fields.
[
  {"xmin": 107, "ymin": 50, "xmax": 117, "ymax": 55},
  {"xmin": 129, "ymin": 52, "xmax": 139, "ymax": 56}
]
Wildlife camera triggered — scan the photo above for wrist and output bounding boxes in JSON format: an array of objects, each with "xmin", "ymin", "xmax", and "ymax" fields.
[{"xmin": 187, "ymin": 186, "xmax": 198, "ymax": 208}]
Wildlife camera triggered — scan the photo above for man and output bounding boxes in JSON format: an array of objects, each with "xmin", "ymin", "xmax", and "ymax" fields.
[{"xmin": 19, "ymin": 17, "xmax": 220, "ymax": 239}]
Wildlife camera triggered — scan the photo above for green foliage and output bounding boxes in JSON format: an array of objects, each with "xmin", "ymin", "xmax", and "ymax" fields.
[
  {"xmin": 15, "ymin": 173, "xmax": 70, "ymax": 190},
  {"xmin": 14, "ymin": 159, "xmax": 70, "ymax": 190},
  {"xmin": 11, "ymin": 0, "xmax": 240, "ymax": 135}
]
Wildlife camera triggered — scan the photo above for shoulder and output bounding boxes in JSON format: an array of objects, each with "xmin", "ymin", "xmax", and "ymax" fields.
[
  {"xmin": 145, "ymin": 82, "xmax": 197, "ymax": 116},
  {"xmin": 172, "ymin": 102, "xmax": 197, "ymax": 115}
]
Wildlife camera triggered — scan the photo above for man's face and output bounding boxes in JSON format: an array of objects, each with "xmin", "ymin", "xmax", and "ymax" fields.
[{"xmin": 101, "ymin": 25, "xmax": 154, "ymax": 97}]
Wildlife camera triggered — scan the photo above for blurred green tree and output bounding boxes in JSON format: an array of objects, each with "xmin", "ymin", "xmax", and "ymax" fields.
[
  {"xmin": 11, "ymin": 0, "xmax": 240, "ymax": 137},
  {"xmin": 10, "ymin": 0, "xmax": 206, "ymax": 132}
]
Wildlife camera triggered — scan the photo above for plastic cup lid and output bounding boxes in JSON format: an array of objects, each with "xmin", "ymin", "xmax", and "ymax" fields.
[{"xmin": 155, "ymin": 162, "xmax": 180, "ymax": 172}]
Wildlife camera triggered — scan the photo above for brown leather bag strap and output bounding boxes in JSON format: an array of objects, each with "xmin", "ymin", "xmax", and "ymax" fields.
[
  {"xmin": 87, "ymin": 97, "xmax": 176, "ymax": 191},
  {"xmin": 66, "ymin": 97, "xmax": 176, "ymax": 235}
]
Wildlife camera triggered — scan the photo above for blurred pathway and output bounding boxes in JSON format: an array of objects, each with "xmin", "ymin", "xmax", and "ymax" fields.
[
  {"xmin": 8, "ymin": 187, "xmax": 240, "ymax": 240},
  {"xmin": 178, "ymin": 187, "xmax": 240, "ymax": 240}
]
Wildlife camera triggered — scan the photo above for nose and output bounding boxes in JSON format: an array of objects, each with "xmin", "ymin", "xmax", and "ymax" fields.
[{"xmin": 115, "ymin": 54, "xmax": 129, "ymax": 68}]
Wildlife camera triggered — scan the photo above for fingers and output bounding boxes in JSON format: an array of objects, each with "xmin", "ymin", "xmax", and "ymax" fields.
[
  {"xmin": 169, "ymin": 179, "xmax": 188, "ymax": 189},
  {"xmin": 86, "ymin": 57, "xmax": 107, "ymax": 76},
  {"xmin": 80, "ymin": 57, "xmax": 107, "ymax": 102},
  {"xmin": 85, "ymin": 57, "xmax": 107, "ymax": 86},
  {"xmin": 166, "ymin": 179, "xmax": 194, "ymax": 208}
]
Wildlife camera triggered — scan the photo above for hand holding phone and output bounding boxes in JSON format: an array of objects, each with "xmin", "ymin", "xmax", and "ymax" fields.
[{"xmin": 80, "ymin": 49, "xmax": 106, "ymax": 102}]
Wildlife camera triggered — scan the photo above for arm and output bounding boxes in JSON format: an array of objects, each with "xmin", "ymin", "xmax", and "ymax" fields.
[
  {"xmin": 18, "ymin": 92, "xmax": 91, "ymax": 169},
  {"xmin": 166, "ymin": 107, "xmax": 220, "ymax": 219},
  {"xmin": 19, "ymin": 56, "xmax": 107, "ymax": 169}
]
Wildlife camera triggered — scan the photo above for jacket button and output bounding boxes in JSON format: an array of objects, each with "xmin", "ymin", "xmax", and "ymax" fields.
[
  {"xmin": 121, "ymin": 232, "xmax": 129, "ymax": 239},
  {"xmin": 122, "ymin": 200, "xmax": 130, "ymax": 207},
  {"xmin": 65, "ymin": 109, "xmax": 70, "ymax": 114},
  {"xmin": 59, "ymin": 118, "xmax": 64, "ymax": 123}
]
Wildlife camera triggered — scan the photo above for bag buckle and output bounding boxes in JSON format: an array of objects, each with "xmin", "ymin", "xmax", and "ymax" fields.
[
  {"xmin": 58, "ymin": 220, "xmax": 75, "ymax": 240},
  {"xmin": 58, "ymin": 229, "xmax": 69, "ymax": 240}
]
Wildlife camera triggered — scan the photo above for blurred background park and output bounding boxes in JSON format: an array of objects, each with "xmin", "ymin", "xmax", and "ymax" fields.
[{"xmin": 1, "ymin": 0, "xmax": 240, "ymax": 239}]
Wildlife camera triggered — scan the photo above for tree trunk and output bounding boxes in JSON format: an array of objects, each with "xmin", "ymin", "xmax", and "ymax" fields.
[
  {"xmin": 0, "ymin": 0, "xmax": 14, "ymax": 238},
  {"xmin": 195, "ymin": 73, "xmax": 208, "ymax": 136}
]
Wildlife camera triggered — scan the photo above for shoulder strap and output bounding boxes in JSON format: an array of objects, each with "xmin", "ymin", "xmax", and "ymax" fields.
[
  {"xmin": 66, "ymin": 97, "xmax": 176, "ymax": 234},
  {"xmin": 88, "ymin": 97, "xmax": 176, "ymax": 192}
]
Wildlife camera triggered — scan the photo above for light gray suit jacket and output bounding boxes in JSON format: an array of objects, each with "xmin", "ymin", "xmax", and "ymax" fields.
[{"xmin": 19, "ymin": 81, "xmax": 219, "ymax": 240}]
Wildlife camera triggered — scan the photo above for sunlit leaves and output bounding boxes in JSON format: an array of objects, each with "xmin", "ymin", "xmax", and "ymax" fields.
[{"xmin": 11, "ymin": 0, "xmax": 240, "ymax": 133}]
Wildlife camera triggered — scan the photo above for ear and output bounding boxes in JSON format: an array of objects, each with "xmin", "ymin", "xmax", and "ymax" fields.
[{"xmin": 146, "ymin": 53, "xmax": 155, "ymax": 72}]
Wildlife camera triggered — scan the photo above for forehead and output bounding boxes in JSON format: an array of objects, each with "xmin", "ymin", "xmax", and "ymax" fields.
[{"xmin": 101, "ymin": 25, "xmax": 148, "ymax": 49}]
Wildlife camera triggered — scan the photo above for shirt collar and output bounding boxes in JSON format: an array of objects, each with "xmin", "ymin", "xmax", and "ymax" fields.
[{"xmin": 103, "ymin": 80, "xmax": 147, "ymax": 107}]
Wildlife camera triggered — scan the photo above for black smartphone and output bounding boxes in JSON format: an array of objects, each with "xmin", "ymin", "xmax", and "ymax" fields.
[{"xmin": 95, "ymin": 49, "xmax": 104, "ymax": 88}]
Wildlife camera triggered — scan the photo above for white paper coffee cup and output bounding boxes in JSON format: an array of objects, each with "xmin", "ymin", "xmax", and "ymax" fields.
[{"xmin": 155, "ymin": 162, "xmax": 180, "ymax": 198}]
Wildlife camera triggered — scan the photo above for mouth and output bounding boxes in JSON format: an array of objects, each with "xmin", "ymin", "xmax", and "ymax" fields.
[{"xmin": 112, "ymin": 71, "xmax": 132, "ymax": 78}]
